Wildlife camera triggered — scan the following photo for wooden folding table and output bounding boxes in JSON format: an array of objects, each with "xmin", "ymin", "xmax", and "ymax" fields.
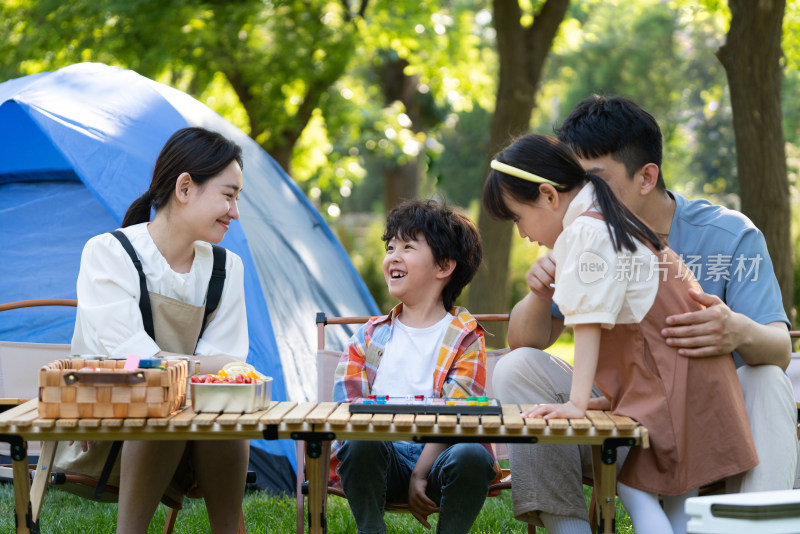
[{"xmin": 0, "ymin": 400, "xmax": 647, "ymax": 534}]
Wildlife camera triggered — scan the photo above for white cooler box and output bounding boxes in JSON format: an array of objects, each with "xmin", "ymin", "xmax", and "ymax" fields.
[{"xmin": 686, "ymin": 489, "xmax": 800, "ymax": 534}]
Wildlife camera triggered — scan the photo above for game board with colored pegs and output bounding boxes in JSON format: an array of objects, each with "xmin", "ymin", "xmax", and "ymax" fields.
[{"xmin": 349, "ymin": 395, "xmax": 502, "ymax": 415}]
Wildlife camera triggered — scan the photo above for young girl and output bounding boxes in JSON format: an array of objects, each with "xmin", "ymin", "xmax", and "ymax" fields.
[
  {"xmin": 69, "ymin": 127, "xmax": 250, "ymax": 533},
  {"xmin": 483, "ymin": 134, "xmax": 757, "ymax": 534}
]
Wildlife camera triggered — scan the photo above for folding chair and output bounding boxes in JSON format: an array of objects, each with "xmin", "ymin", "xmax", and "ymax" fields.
[
  {"xmin": 0, "ymin": 299, "xmax": 76, "ymax": 494},
  {"xmin": 0, "ymin": 299, "xmax": 248, "ymax": 534},
  {"xmin": 295, "ymin": 312, "xmax": 516, "ymax": 534}
]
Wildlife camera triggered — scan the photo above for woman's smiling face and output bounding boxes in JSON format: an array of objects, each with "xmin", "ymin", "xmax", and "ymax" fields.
[{"xmin": 188, "ymin": 160, "xmax": 243, "ymax": 244}]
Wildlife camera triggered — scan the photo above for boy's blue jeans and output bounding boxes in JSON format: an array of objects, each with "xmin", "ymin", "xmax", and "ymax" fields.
[{"xmin": 336, "ymin": 440, "xmax": 496, "ymax": 534}]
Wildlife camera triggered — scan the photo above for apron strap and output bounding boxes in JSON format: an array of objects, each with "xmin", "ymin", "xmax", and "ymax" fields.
[
  {"xmin": 199, "ymin": 245, "xmax": 226, "ymax": 341},
  {"xmin": 110, "ymin": 230, "xmax": 155, "ymax": 341},
  {"xmin": 92, "ymin": 440, "xmax": 123, "ymax": 500},
  {"xmin": 110, "ymin": 232, "xmax": 226, "ymax": 349}
]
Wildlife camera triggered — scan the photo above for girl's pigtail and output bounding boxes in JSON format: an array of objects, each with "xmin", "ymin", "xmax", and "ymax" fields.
[{"xmin": 585, "ymin": 173, "xmax": 664, "ymax": 253}]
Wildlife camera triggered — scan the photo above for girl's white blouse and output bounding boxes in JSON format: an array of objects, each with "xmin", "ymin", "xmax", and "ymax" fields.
[
  {"xmin": 552, "ymin": 183, "xmax": 660, "ymax": 329},
  {"xmin": 70, "ymin": 223, "xmax": 249, "ymax": 360}
]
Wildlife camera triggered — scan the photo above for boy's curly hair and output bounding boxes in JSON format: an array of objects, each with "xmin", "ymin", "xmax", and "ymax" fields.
[{"xmin": 382, "ymin": 199, "xmax": 482, "ymax": 310}]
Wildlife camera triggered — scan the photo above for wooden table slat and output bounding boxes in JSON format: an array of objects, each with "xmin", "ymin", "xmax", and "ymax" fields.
[
  {"xmin": 569, "ymin": 417, "xmax": 593, "ymax": 430},
  {"xmin": 414, "ymin": 414, "xmax": 435, "ymax": 428},
  {"xmin": 517, "ymin": 405, "xmax": 544, "ymax": 430},
  {"xmin": 459, "ymin": 415, "xmax": 479, "ymax": 428},
  {"xmin": 167, "ymin": 408, "xmax": 197, "ymax": 427},
  {"xmin": 371, "ymin": 413, "xmax": 394, "ymax": 427},
  {"xmin": 392, "ymin": 413, "xmax": 414, "ymax": 427},
  {"xmin": 32, "ymin": 418, "xmax": 55, "ymax": 428},
  {"xmin": 123, "ymin": 418, "xmax": 146, "ymax": 428},
  {"xmin": 238, "ymin": 402, "xmax": 278, "ymax": 426},
  {"xmin": 501, "ymin": 404, "xmax": 524, "ymax": 430},
  {"xmin": 216, "ymin": 414, "xmax": 242, "ymax": 426},
  {"xmin": 282, "ymin": 402, "xmax": 319, "ymax": 425},
  {"xmin": 148, "ymin": 410, "xmax": 184, "ymax": 427},
  {"xmin": 0, "ymin": 401, "xmax": 39, "ymax": 427},
  {"xmin": 325, "ymin": 404, "xmax": 352, "ymax": 426},
  {"xmin": 480, "ymin": 415, "xmax": 502, "ymax": 429},
  {"xmin": 585, "ymin": 410, "xmax": 615, "ymax": 431},
  {"xmin": 78, "ymin": 418, "xmax": 100, "ymax": 428},
  {"xmin": 192, "ymin": 413, "xmax": 219, "ymax": 427},
  {"xmin": 8, "ymin": 407, "xmax": 40, "ymax": 427},
  {"xmin": 436, "ymin": 414, "xmax": 457, "ymax": 428},
  {"xmin": 259, "ymin": 402, "xmax": 298, "ymax": 424},
  {"xmin": 546, "ymin": 418, "xmax": 569, "ymax": 431},
  {"xmin": 100, "ymin": 419, "xmax": 123, "ymax": 428},
  {"xmin": 55, "ymin": 419, "xmax": 78, "ymax": 428},
  {"xmin": 349, "ymin": 413, "xmax": 373, "ymax": 427},
  {"xmin": 305, "ymin": 402, "xmax": 339, "ymax": 424},
  {"xmin": 605, "ymin": 413, "xmax": 639, "ymax": 431},
  {"xmin": 523, "ymin": 417, "xmax": 546, "ymax": 430}
]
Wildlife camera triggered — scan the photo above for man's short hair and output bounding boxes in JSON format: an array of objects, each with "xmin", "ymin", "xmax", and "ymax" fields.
[
  {"xmin": 383, "ymin": 199, "xmax": 482, "ymax": 310},
  {"xmin": 555, "ymin": 95, "xmax": 666, "ymax": 189}
]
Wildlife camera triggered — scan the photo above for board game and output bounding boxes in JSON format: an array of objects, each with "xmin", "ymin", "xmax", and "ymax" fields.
[{"xmin": 349, "ymin": 395, "xmax": 502, "ymax": 415}]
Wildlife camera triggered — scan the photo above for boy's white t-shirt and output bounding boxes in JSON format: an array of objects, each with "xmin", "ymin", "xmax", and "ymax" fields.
[{"xmin": 371, "ymin": 313, "xmax": 454, "ymax": 397}]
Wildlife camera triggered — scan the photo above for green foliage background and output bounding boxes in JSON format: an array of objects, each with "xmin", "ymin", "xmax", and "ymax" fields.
[{"xmin": 2, "ymin": 0, "xmax": 800, "ymax": 319}]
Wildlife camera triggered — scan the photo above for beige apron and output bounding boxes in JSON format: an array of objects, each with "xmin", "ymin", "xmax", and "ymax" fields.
[
  {"xmin": 51, "ymin": 291, "xmax": 212, "ymax": 504},
  {"xmin": 582, "ymin": 213, "xmax": 758, "ymax": 495}
]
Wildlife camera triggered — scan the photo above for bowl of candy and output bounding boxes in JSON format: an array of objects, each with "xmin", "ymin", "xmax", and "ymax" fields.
[{"xmin": 190, "ymin": 362, "xmax": 272, "ymax": 413}]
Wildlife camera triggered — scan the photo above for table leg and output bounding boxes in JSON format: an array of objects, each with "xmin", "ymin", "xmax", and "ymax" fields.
[
  {"xmin": 0, "ymin": 434, "xmax": 35, "ymax": 534},
  {"xmin": 591, "ymin": 445, "xmax": 616, "ymax": 534},
  {"xmin": 30, "ymin": 440, "xmax": 58, "ymax": 522},
  {"xmin": 591, "ymin": 437, "xmax": 637, "ymax": 534},
  {"xmin": 305, "ymin": 440, "xmax": 331, "ymax": 534}
]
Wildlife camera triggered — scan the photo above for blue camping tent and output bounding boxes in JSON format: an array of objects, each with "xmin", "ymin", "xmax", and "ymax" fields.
[{"xmin": 0, "ymin": 62, "xmax": 379, "ymax": 493}]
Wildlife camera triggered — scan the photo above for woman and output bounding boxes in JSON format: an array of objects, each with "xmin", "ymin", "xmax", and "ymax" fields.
[{"xmin": 70, "ymin": 127, "xmax": 250, "ymax": 533}]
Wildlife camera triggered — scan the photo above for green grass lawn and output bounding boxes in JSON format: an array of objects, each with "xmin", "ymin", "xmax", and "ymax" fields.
[{"xmin": 1, "ymin": 480, "xmax": 631, "ymax": 533}]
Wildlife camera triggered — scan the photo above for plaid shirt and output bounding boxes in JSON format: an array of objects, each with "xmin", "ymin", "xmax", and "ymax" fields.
[{"xmin": 328, "ymin": 304, "xmax": 500, "ymax": 487}]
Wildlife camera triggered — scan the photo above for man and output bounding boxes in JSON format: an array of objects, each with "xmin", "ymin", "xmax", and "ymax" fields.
[{"xmin": 494, "ymin": 95, "xmax": 797, "ymax": 534}]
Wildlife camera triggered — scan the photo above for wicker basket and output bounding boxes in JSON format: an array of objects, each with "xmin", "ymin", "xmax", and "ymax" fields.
[{"xmin": 38, "ymin": 358, "xmax": 188, "ymax": 418}]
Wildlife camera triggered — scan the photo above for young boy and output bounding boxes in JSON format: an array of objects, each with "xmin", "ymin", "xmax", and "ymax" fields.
[{"xmin": 330, "ymin": 199, "xmax": 498, "ymax": 534}]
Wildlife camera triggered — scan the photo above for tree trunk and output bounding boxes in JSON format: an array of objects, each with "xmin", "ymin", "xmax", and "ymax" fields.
[
  {"xmin": 717, "ymin": 0, "xmax": 793, "ymax": 319},
  {"xmin": 468, "ymin": 0, "xmax": 570, "ymax": 344},
  {"xmin": 269, "ymin": 143, "xmax": 295, "ymax": 177},
  {"xmin": 381, "ymin": 55, "xmax": 423, "ymax": 209},
  {"xmin": 384, "ymin": 161, "xmax": 420, "ymax": 209}
]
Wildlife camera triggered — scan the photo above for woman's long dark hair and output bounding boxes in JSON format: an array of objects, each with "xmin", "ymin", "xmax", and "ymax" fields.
[
  {"xmin": 121, "ymin": 127, "xmax": 243, "ymax": 227},
  {"xmin": 482, "ymin": 134, "xmax": 663, "ymax": 253}
]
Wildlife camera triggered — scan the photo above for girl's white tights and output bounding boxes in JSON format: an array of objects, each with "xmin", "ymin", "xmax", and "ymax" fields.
[{"xmin": 617, "ymin": 482, "xmax": 698, "ymax": 534}]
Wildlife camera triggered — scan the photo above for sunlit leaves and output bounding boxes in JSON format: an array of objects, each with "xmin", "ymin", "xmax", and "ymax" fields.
[
  {"xmin": 785, "ymin": 0, "xmax": 800, "ymax": 70},
  {"xmin": 7, "ymin": 0, "xmax": 795, "ymax": 219},
  {"xmin": 290, "ymin": 0, "xmax": 499, "ymax": 215},
  {"xmin": 529, "ymin": 0, "xmax": 743, "ymax": 194}
]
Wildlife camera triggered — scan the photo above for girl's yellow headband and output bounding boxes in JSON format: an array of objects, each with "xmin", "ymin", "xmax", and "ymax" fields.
[{"xmin": 490, "ymin": 159, "xmax": 564, "ymax": 189}]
